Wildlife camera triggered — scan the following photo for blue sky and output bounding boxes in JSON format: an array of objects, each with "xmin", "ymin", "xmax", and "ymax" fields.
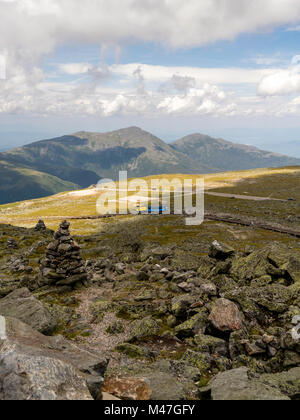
[{"xmin": 0, "ymin": 0, "xmax": 300, "ymax": 157}]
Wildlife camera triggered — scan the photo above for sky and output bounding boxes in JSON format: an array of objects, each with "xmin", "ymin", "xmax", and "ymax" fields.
[{"xmin": 0, "ymin": 0, "xmax": 300, "ymax": 157}]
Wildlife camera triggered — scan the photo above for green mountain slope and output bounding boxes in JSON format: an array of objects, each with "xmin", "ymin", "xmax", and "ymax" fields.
[
  {"xmin": 171, "ymin": 133, "xmax": 300, "ymax": 171},
  {"xmin": 0, "ymin": 160, "xmax": 79, "ymax": 204},
  {"xmin": 1, "ymin": 127, "xmax": 299, "ymax": 206},
  {"xmin": 1, "ymin": 127, "xmax": 214, "ymax": 186}
]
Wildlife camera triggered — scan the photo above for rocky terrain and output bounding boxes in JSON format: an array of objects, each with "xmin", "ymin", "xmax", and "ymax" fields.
[{"xmin": 0, "ymin": 214, "xmax": 299, "ymax": 400}]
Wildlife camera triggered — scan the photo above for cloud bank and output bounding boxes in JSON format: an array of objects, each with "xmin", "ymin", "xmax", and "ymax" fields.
[
  {"xmin": 1, "ymin": 0, "xmax": 300, "ymax": 57},
  {"xmin": 1, "ymin": 1, "xmax": 300, "ymax": 119}
]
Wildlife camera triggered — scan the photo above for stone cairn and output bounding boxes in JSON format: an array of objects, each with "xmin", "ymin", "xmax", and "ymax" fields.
[
  {"xmin": 35, "ymin": 220, "xmax": 47, "ymax": 232},
  {"xmin": 40, "ymin": 220, "xmax": 88, "ymax": 287},
  {"xmin": 6, "ymin": 238, "xmax": 18, "ymax": 249}
]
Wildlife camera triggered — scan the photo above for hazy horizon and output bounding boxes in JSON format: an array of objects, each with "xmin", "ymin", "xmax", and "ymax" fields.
[{"xmin": 0, "ymin": 126, "xmax": 299, "ymax": 159}]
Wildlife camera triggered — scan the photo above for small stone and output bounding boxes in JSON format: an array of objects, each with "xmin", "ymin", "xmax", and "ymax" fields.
[
  {"xmin": 267, "ymin": 346, "xmax": 278, "ymax": 358},
  {"xmin": 244, "ymin": 342, "xmax": 266, "ymax": 356},
  {"xmin": 178, "ymin": 282, "xmax": 194, "ymax": 293},
  {"xmin": 190, "ymin": 300, "xmax": 204, "ymax": 309},
  {"xmin": 200, "ymin": 282, "xmax": 217, "ymax": 296},
  {"xmin": 263, "ymin": 334, "xmax": 275, "ymax": 345},
  {"xmin": 167, "ymin": 315, "xmax": 177, "ymax": 328},
  {"xmin": 115, "ymin": 263, "xmax": 126, "ymax": 274},
  {"xmin": 137, "ymin": 271, "xmax": 150, "ymax": 282}
]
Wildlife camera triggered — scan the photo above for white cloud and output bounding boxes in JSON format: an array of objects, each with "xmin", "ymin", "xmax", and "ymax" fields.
[
  {"xmin": 258, "ymin": 56, "xmax": 300, "ymax": 96},
  {"xmin": 0, "ymin": 53, "xmax": 6, "ymax": 79},
  {"xmin": 110, "ymin": 63, "xmax": 277, "ymax": 85},
  {"xmin": 1, "ymin": 0, "xmax": 300, "ymax": 60},
  {"xmin": 59, "ymin": 63, "xmax": 92, "ymax": 75},
  {"xmin": 286, "ymin": 25, "xmax": 300, "ymax": 31},
  {"xmin": 1, "ymin": 1, "xmax": 300, "ymax": 119}
]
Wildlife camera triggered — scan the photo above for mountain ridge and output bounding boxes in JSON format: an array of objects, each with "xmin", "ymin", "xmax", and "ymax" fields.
[
  {"xmin": 0, "ymin": 126, "xmax": 299, "ymax": 205},
  {"xmin": 171, "ymin": 133, "xmax": 300, "ymax": 171}
]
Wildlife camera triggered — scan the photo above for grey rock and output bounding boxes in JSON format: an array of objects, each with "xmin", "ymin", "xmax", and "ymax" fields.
[
  {"xmin": 0, "ymin": 288, "xmax": 57, "ymax": 335},
  {"xmin": 200, "ymin": 282, "xmax": 217, "ymax": 296},
  {"xmin": 209, "ymin": 241, "xmax": 234, "ymax": 260},
  {"xmin": 0, "ymin": 316, "xmax": 108, "ymax": 400},
  {"xmin": 210, "ymin": 368, "xmax": 290, "ymax": 400}
]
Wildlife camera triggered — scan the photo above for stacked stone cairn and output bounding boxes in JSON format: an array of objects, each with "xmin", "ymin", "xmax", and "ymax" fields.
[
  {"xmin": 6, "ymin": 238, "xmax": 18, "ymax": 249},
  {"xmin": 35, "ymin": 219, "xmax": 47, "ymax": 232},
  {"xmin": 40, "ymin": 220, "xmax": 88, "ymax": 287}
]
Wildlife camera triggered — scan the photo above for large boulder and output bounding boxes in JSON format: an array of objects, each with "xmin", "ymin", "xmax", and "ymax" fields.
[
  {"xmin": 102, "ymin": 377, "xmax": 152, "ymax": 400},
  {"xmin": 230, "ymin": 244, "xmax": 300, "ymax": 285},
  {"xmin": 208, "ymin": 298, "xmax": 243, "ymax": 332},
  {"xmin": 0, "ymin": 316, "xmax": 108, "ymax": 400},
  {"xmin": 0, "ymin": 288, "xmax": 57, "ymax": 335},
  {"xmin": 206, "ymin": 367, "xmax": 300, "ymax": 400},
  {"xmin": 225, "ymin": 285, "xmax": 294, "ymax": 316},
  {"xmin": 106, "ymin": 360, "xmax": 198, "ymax": 400}
]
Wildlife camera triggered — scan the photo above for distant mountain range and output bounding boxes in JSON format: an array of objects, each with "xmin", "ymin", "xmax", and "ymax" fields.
[{"xmin": 0, "ymin": 126, "xmax": 299, "ymax": 204}]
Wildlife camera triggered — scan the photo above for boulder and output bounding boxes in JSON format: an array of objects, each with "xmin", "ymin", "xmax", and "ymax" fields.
[
  {"xmin": 0, "ymin": 316, "xmax": 108, "ymax": 400},
  {"xmin": 0, "ymin": 347, "xmax": 92, "ymax": 400},
  {"xmin": 0, "ymin": 288, "xmax": 57, "ymax": 335},
  {"xmin": 209, "ymin": 241, "xmax": 234, "ymax": 260},
  {"xmin": 230, "ymin": 244, "xmax": 300, "ymax": 285},
  {"xmin": 209, "ymin": 298, "xmax": 243, "ymax": 332},
  {"xmin": 200, "ymin": 282, "xmax": 217, "ymax": 296},
  {"xmin": 225, "ymin": 285, "xmax": 294, "ymax": 315},
  {"xmin": 194, "ymin": 334, "xmax": 228, "ymax": 357},
  {"xmin": 175, "ymin": 311, "xmax": 208, "ymax": 339},
  {"xmin": 207, "ymin": 367, "xmax": 300, "ymax": 400},
  {"xmin": 171, "ymin": 295, "xmax": 194, "ymax": 317},
  {"xmin": 181, "ymin": 350, "xmax": 211, "ymax": 374},
  {"xmin": 102, "ymin": 377, "xmax": 152, "ymax": 400},
  {"xmin": 105, "ymin": 360, "xmax": 198, "ymax": 400},
  {"xmin": 129, "ymin": 317, "xmax": 161, "ymax": 341}
]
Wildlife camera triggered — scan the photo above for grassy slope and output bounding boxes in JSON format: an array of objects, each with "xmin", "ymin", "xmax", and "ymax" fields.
[
  {"xmin": 1, "ymin": 128, "xmax": 214, "ymax": 187},
  {"xmin": 0, "ymin": 160, "xmax": 80, "ymax": 204},
  {"xmin": 0, "ymin": 166, "xmax": 299, "ymax": 235}
]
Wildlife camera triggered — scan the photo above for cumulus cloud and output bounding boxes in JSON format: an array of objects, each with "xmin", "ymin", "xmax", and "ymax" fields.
[
  {"xmin": 1, "ymin": 0, "xmax": 300, "ymax": 60},
  {"xmin": 258, "ymin": 55, "xmax": 300, "ymax": 96},
  {"xmin": 1, "ymin": 1, "xmax": 300, "ymax": 118},
  {"xmin": 158, "ymin": 83, "xmax": 227, "ymax": 115}
]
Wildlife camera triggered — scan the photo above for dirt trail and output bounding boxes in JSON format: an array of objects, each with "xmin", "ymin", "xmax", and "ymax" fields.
[
  {"xmin": 5, "ymin": 211, "xmax": 300, "ymax": 238},
  {"xmin": 204, "ymin": 212, "xmax": 300, "ymax": 238},
  {"xmin": 205, "ymin": 192, "xmax": 287, "ymax": 202}
]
